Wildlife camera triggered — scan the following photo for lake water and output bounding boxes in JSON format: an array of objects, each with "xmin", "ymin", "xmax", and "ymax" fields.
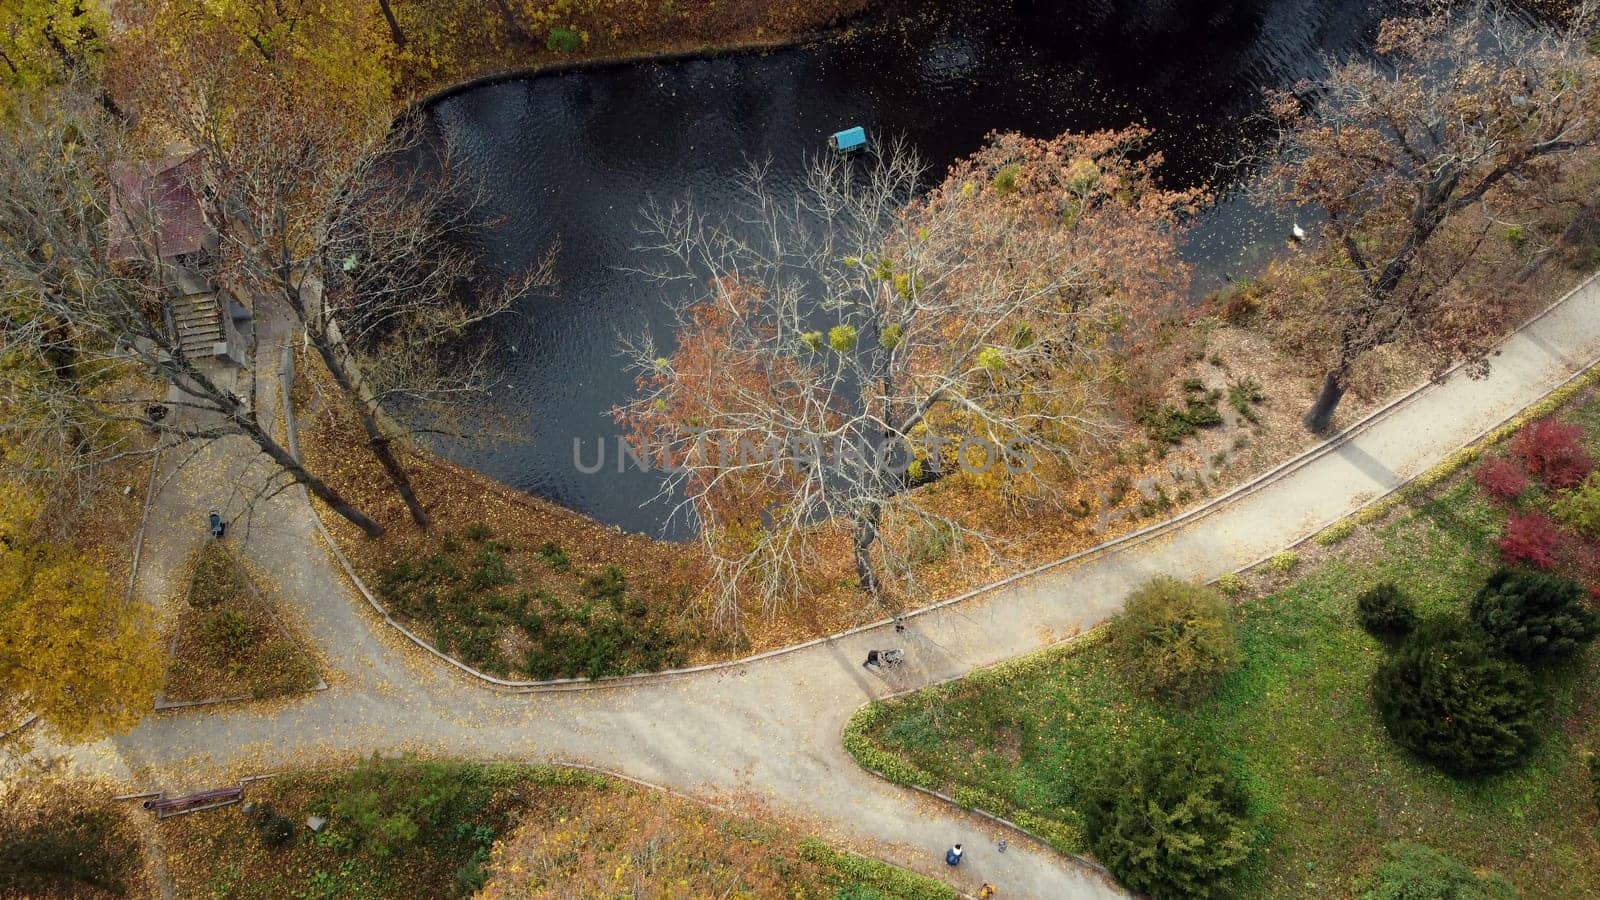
[{"xmin": 417, "ymin": 0, "xmax": 1398, "ymax": 538}]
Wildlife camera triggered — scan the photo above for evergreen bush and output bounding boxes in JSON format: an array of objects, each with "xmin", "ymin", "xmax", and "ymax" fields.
[
  {"xmin": 1470, "ymin": 567, "xmax": 1599, "ymax": 664},
  {"xmin": 1109, "ymin": 577, "xmax": 1238, "ymax": 701},
  {"xmin": 1082, "ymin": 736, "xmax": 1254, "ymax": 899},
  {"xmin": 1372, "ymin": 617, "xmax": 1543, "ymax": 776},
  {"xmin": 1356, "ymin": 582, "xmax": 1417, "ymax": 641}
]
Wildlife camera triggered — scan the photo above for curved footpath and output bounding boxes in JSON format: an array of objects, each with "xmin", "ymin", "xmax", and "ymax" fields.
[{"xmin": 72, "ymin": 272, "xmax": 1600, "ymax": 899}]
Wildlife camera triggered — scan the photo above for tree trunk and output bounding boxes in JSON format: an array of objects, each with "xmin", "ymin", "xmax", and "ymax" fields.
[
  {"xmin": 234, "ymin": 406, "xmax": 385, "ymax": 537},
  {"xmin": 306, "ymin": 328, "xmax": 432, "ymax": 529},
  {"xmin": 853, "ymin": 501, "xmax": 882, "ymax": 598},
  {"xmin": 376, "ymin": 0, "xmax": 407, "ymax": 48},
  {"xmin": 1303, "ymin": 368, "xmax": 1349, "ymax": 434}
]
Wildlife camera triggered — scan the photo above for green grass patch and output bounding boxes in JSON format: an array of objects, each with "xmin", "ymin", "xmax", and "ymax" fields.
[
  {"xmin": 853, "ymin": 475, "xmax": 1600, "ymax": 897},
  {"xmin": 377, "ymin": 526, "xmax": 697, "ymax": 680}
]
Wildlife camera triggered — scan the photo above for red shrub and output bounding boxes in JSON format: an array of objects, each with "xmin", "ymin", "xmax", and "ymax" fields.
[
  {"xmin": 1498, "ymin": 511, "xmax": 1566, "ymax": 570},
  {"xmin": 1474, "ymin": 457, "xmax": 1529, "ymax": 503},
  {"xmin": 1510, "ymin": 419, "xmax": 1594, "ymax": 491}
]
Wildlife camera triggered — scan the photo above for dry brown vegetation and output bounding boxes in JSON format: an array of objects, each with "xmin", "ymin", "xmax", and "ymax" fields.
[
  {"xmin": 160, "ymin": 543, "xmax": 321, "ymax": 704},
  {"xmin": 380, "ymin": 0, "xmax": 876, "ymax": 97},
  {"xmin": 153, "ymin": 758, "xmax": 950, "ymax": 899}
]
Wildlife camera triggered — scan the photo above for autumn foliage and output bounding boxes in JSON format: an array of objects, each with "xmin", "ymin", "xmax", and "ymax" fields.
[
  {"xmin": 1498, "ymin": 511, "xmax": 1566, "ymax": 571},
  {"xmin": 1474, "ymin": 457, "xmax": 1529, "ymax": 504},
  {"xmin": 1510, "ymin": 419, "xmax": 1594, "ymax": 491},
  {"xmin": 0, "ymin": 482, "xmax": 161, "ymax": 741}
]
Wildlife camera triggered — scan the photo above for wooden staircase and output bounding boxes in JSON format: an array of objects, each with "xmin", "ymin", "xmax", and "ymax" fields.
[{"xmin": 172, "ymin": 292, "xmax": 226, "ymax": 358}]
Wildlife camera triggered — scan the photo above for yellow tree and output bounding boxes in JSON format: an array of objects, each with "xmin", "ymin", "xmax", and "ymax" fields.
[
  {"xmin": 0, "ymin": 482, "xmax": 161, "ymax": 743},
  {"xmin": 0, "ymin": 0, "xmax": 109, "ymax": 108}
]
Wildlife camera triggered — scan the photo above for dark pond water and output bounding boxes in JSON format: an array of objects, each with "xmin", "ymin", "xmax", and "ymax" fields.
[{"xmin": 418, "ymin": 0, "xmax": 1398, "ymax": 539}]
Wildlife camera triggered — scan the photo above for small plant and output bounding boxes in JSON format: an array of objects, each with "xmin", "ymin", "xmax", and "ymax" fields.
[
  {"xmin": 1553, "ymin": 472, "xmax": 1600, "ymax": 538},
  {"xmin": 906, "ymin": 520, "xmax": 957, "ymax": 565},
  {"xmin": 1226, "ymin": 377, "xmax": 1264, "ymax": 424},
  {"xmin": 1372, "ymin": 617, "xmax": 1543, "ymax": 776},
  {"xmin": 1361, "ymin": 842, "xmax": 1515, "ymax": 900},
  {"xmin": 1497, "ymin": 511, "xmax": 1565, "ymax": 570},
  {"xmin": 1317, "ymin": 519, "xmax": 1355, "ymax": 546},
  {"xmin": 991, "ymin": 163, "xmax": 1020, "ymax": 195},
  {"xmin": 535, "ymin": 541, "xmax": 570, "ymax": 572},
  {"xmin": 1209, "ymin": 278, "xmax": 1265, "ymax": 325},
  {"xmin": 1267, "ymin": 551, "xmax": 1299, "ymax": 575},
  {"xmin": 1215, "ymin": 573, "xmax": 1246, "ymax": 597},
  {"xmin": 1082, "ymin": 735, "xmax": 1254, "ymax": 899},
  {"xmin": 545, "ymin": 27, "xmax": 582, "ymax": 53},
  {"xmin": 1470, "ymin": 567, "xmax": 1599, "ymax": 664},
  {"xmin": 1473, "ymin": 456, "xmax": 1529, "ymax": 504},
  {"xmin": 1106, "ymin": 475, "xmax": 1132, "ymax": 507},
  {"xmin": 1510, "ymin": 418, "xmax": 1594, "ymax": 490},
  {"xmin": 464, "ymin": 522, "xmax": 493, "ymax": 542},
  {"xmin": 1108, "ymin": 576, "xmax": 1238, "ymax": 701},
  {"xmin": 828, "ymin": 324, "xmax": 858, "ymax": 352},
  {"xmin": 206, "ymin": 609, "xmax": 255, "ymax": 656},
  {"xmin": 1356, "ymin": 582, "xmax": 1417, "ymax": 642}
]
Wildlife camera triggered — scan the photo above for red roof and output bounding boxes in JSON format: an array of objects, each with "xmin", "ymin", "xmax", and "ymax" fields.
[{"xmin": 108, "ymin": 152, "xmax": 208, "ymax": 260}]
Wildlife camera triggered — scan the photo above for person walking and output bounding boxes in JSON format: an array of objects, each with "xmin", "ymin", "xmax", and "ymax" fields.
[
  {"xmin": 978, "ymin": 884, "xmax": 997, "ymax": 899},
  {"xmin": 863, "ymin": 650, "xmax": 881, "ymax": 669},
  {"xmin": 945, "ymin": 843, "xmax": 963, "ymax": 866}
]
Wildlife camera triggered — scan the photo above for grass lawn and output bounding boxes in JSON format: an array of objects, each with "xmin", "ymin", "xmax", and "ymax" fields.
[
  {"xmin": 161, "ymin": 543, "xmax": 320, "ymax": 703},
  {"xmin": 854, "ymin": 398, "xmax": 1600, "ymax": 897},
  {"xmin": 157, "ymin": 758, "xmax": 952, "ymax": 899}
]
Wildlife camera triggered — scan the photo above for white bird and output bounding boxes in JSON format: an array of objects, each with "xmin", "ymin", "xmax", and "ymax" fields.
[{"xmin": 1290, "ymin": 223, "xmax": 1308, "ymax": 243}]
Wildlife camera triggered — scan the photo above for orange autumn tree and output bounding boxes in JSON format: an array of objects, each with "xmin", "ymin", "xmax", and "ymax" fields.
[
  {"xmin": 1265, "ymin": 3, "xmax": 1600, "ymax": 432},
  {"xmin": 618, "ymin": 132, "xmax": 1197, "ymax": 626}
]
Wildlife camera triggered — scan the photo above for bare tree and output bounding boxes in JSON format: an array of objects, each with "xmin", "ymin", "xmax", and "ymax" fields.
[
  {"xmin": 115, "ymin": 29, "xmax": 550, "ymax": 530},
  {"xmin": 617, "ymin": 132, "xmax": 1195, "ymax": 626},
  {"xmin": 1264, "ymin": 4, "xmax": 1600, "ymax": 433},
  {"xmin": 0, "ymin": 84, "xmax": 386, "ymax": 536}
]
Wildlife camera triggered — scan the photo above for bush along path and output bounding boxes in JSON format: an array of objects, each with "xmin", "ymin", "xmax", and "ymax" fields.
[{"xmin": 74, "ymin": 273, "xmax": 1600, "ymax": 897}]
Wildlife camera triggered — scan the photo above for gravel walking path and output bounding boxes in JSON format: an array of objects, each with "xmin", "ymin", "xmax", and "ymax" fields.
[{"xmin": 79, "ymin": 273, "xmax": 1600, "ymax": 898}]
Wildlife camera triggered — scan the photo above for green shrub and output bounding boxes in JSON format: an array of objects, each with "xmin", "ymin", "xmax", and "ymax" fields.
[
  {"xmin": 1553, "ymin": 472, "xmax": 1600, "ymax": 538},
  {"xmin": 1267, "ymin": 551, "xmax": 1299, "ymax": 575},
  {"xmin": 207, "ymin": 608, "xmax": 256, "ymax": 655},
  {"xmin": 1108, "ymin": 576, "xmax": 1238, "ymax": 701},
  {"xmin": 1372, "ymin": 618, "xmax": 1544, "ymax": 776},
  {"xmin": 1082, "ymin": 735, "xmax": 1254, "ymax": 899},
  {"xmin": 1317, "ymin": 519, "xmax": 1356, "ymax": 545},
  {"xmin": 1470, "ymin": 567, "xmax": 1600, "ymax": 664},
  {"xmin": 325, "ymin": 757, "xmax": 502, "ymax": 859},
  {"xmin": 1360, "ymin": 842, "xmax": 1515, "ymax": 899},
  {"xmin": 545, "ymin": 27, "xmax": 582, "ymax": 53},
  {"xmin": 463, "ymin": 522, "xmax": 493, "ymax": 542},
  {"xmin": 535, "ymin": 541, "xmax": 570, "ymax": 571},
  {"xmin": 1227, "ymin": 377, "xmax": 1265, "ymax": 424},
  {"xmin": 1356, "ymin": 582, "xmax": 1417, "ymax": 642},
  {"xmin": 1215, "ymin": 572, "xmax": 1246, "ymax": 597}
]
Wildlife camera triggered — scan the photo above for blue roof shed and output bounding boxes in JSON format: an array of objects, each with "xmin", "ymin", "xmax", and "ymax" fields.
[{"xmin": 828, "ymin": 126, "xmax": 868, "ymax": 153}]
